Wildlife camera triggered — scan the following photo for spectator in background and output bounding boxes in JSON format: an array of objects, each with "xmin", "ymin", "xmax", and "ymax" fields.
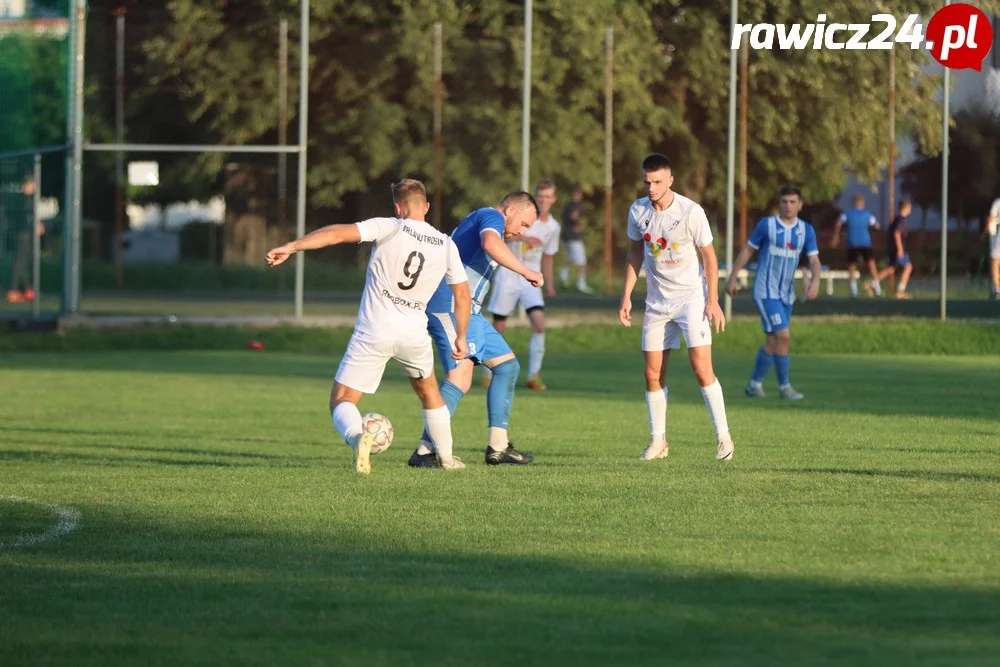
[
  {"xmin": 3, "ymin": 175, "xmax": 43, "ymax": 304},
  {"xmin": 831, "ymin": 193, "xmax": 881, "ymax": 298},
  {"xmin": 558, "ymin": 186, "xmax": 592, "ymax": 293},
  {"xmin": 876, "ymin": 200, "xmax": 914, "ymax": 300},
  {"xmin": 985, "ymin": 196, "xmax": 1000, "ymax": 300}
]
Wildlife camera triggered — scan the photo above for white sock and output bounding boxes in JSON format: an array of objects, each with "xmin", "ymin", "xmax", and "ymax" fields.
[
  {"xmin": 645, "ymin": 390, "xmax": 666, "ymax": 445},
  {"xmin": 872, "ymin": 279, "xmax": 882, "ymax": 295},
  {"xmin": 528, "ymin": 332, "xmax": 545, "ymax": 377},
  {"xmin": 700, "ymin": 380, "xmax": 731, "ymax": 442},
  {"xmin": 488, "ymin": 426, "xmax": 508, "ymax": 451},
  {"xmin": 423, "ymin": 406, "xmax": 455, "ymax": 464},
  {"xmin": 849, "ymin": 279, "xmax": 858, "ymax": 296},
  {"xmin": 577, "ymin": 276, "xmax": 588, "ymax": 289},
  {"xmin": 331, "ymin": 402, "xmax": 363, "ymax": 449},
  {"xmin": 898, "ymin": 279, "xmax": 908, "ymax": 292},
  {"xmin": 559, "ymin": 266, "xmax": 569, "ymax": 283}
]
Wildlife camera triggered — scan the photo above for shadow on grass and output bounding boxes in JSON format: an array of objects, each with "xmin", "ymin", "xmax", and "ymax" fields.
[
  {"xmin": 1, "ymin": 506, "xmax": 998, "ymax": 667},
  {"xmin": 762, "ymin": 466, "xmax": 1000, "ymax": 485}
]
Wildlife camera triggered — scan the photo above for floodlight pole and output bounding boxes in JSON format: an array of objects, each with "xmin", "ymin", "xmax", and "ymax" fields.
[
  {"xmin": 32, "ymin": 152, "xmax": 42, "ymax": 318},
  {"xmin": 294, "ymin": 0, "xmax": 309, "ymax": 320},
  {"xmin": 724, "ymin": 0, "xmax": 738, "ymax": 322},
  {"xmin": 521, "ymin": 0, "xmax": 532, "ymax": 191},
  {"xmin": 63, "ymin": 0, "xmax": 86, "ymax": 316},
  {"xmin": 940, "ymin": 58, "xmax": 950, "ymax": 322}
]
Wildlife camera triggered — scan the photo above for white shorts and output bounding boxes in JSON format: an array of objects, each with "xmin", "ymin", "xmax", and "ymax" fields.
[
  {"xmin": 487, "ymin": 272, "xmax": 544, "ymax": 317},
  {"xmin": 642, "ymin": 295, "xmax": 713, "ymax": 352},
  {"xmin": 564, "ymin": 239, "xmax": 587, "ymax": 266},
  {"xmin": 334, "ymin": 333, "xmax": 434, "ymax": 394},
  {"xmin": 991, "ymin": 235, "xmax": 1000, "ymax": 260}
]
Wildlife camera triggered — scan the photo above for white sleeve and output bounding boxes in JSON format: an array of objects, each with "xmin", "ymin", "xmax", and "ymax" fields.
[
  {"xmin": 991, "ymin": 199, "xmax": 1000, "ymax": 218},
  {"xmin": 868, "ymin": 215, "xmax": 878, "ymax": 227},
  {"xmin": 543, "ymin": 223, "xmax": 561, "ymax": 255},
  {"xmin": 444, "ymin": 239, "xmax": 469, "ymax": 285},
  {"xmin": 355, "ymin": 217, "xmax": 399, "ymax": 243},
  {"xmin": 688, "ymin": 205, "xmax": 714, "ymax": 248},
  {"xmin": 838, "ymin": 213, "xmax": 846, "ymax": 223},
  {"xmin": 626, "ymin": 205, "xmax": 644, "ymax": 241}
]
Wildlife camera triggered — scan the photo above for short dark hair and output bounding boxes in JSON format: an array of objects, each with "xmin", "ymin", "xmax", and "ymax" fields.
[
  {"xmin": 500, "ymin": 190, "xmax": 539, "ymax": 216},
  {"xmin": 535, "ymin": 179, "xmax": 556, "ymax": 194},
  {"xmin": 898, "ymin": 199, "xmax": 912, "ymax": 211},
  {"xmin": 391, "ymin": 179, "xmax": 427, "ymax": 205},
  {"xmin": 642, "ymin": 153, "xmax": 672, "ymax": 172},
  {"xmin": 778, "ymin": 184, "xmax": 802, "ymax": 200}
]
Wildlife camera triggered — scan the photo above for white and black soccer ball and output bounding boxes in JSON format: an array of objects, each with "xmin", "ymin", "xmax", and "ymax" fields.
[{"xmin": 360, "ymin": 413, "xmax": 394, "ymax": 455}]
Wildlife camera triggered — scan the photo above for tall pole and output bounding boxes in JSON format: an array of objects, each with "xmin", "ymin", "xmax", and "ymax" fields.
[
  {"xmin": 603, "ymin": 27, "xmax": 613, "ymax": 293},
  {"xmin": 724, "ymin": 0, "xmax": 738, "ymax": 321},
  {"xmin": 114, "ymin": 10, "xmax": 125, "ymax": 289},
  {"xmin": 32, "ymin": 152, "xmax": 41, "ymax": 318},
  {"xmin": 520, "ymin": 0, "xmax": 532, "ymax": 191},
  {"xmin": 738, "ymin": 38, "xmax": 748, "ymax": 248},
  {"xmin": 294, "ymin": 0, "xmax": 309, "ymax": 320},
  {"xmin": 887, "ymin": 49, "xmax": 896, "ymax": 295},
  {"xmin": 940, "ymin": 54, "xmax": 950, "ymax": 322},
  {"xmin": 433, "ymin": 22, "xmax": 443, "ymax": 229},
  {"xmin": 64, "ymin": 0, "xmax": 86, "ymax": 315},
  {"xmin": 278, "ymin": 18, "xmax": 288, "ymax": 237}
]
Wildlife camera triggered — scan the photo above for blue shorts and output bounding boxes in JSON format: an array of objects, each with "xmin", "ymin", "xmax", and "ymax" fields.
[
  {"xmin": 754, "ymin": 298, "xmax": 793, "ymax": 334},
  {"xmin": 887, "ymin": 253, "xmax": 910, "ymax": 268},
  {"xmin": 427, "ymin": 311, "xmax": 513, "ymax": 373}
]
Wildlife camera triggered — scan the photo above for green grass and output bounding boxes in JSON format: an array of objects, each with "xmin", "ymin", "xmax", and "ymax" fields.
[{"xmin": 1, "ymin": 342, "xmax": 999, "ymax": 666}]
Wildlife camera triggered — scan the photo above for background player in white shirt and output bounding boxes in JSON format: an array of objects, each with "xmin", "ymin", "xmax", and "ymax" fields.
[
  {"xmin": 985, "ymin": 197, "xmax": 1000, "ymax": 299},
  {"xmin": 618, "ymin": 154, "xmax": 734, "ymax": 462},
  {"xmin": 265, "ymin": 180, "xmax": 471, "ymax": 474},
  {"xmin": 488, "ymin": 179, "xmax": 560, "ymax": 391}
]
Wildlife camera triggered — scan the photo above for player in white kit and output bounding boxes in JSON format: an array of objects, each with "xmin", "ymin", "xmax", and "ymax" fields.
[
  {"xmin": 265, "ymin": 180, "xmax": 471, "ymax": 474},
  {"xmin": 488, "ymin": 179, "xmax": 560, "ymax": 390},
  {"xmin": 986, "ymin": 197, "xmax": 1000, "ymax": 299},
  {"xmin": 618, "ymin": 154, "xmax": 734, "ymax": 462}
]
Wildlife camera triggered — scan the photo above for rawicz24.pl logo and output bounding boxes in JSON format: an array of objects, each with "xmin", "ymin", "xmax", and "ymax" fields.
[{"xmin": 732, "ymin": 3, "xmax": 994, "ymax": 71}]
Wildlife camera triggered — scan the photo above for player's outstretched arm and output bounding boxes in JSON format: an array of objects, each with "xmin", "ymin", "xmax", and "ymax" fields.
[
  {"xmin": 481, "ymin": 232, "xmax": 544, "ymax": 287},
  {"xmin": 830, "ymin": 218, "xmax": 843, "ymax": 248},
  {"xmin": 449, "ymin": 281, "xmax": 472, "ymax": 360},
  {"xmin": 265, "ymin": 224, "xmax": 362, "ymax": 267},
  {"xmin": 725, "ymin": 245, "xmax": 756, "ymax": 297},
  {"xmin": 699, "ymin": 243, "xmax": 725, "ymax": 333},
  {"xmin": 619, "ymin": 239, "xmax": 643, "ymax": 327}
]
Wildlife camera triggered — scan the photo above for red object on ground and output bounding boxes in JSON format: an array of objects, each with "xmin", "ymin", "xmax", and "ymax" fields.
[{"xmin": 247, "ymin": 340, "xmax": 265, "ymax": 351}]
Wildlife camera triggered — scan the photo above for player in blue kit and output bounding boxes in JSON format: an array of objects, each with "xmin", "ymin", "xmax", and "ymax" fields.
[
  {"xmin": 726, "ymin": 185, "xmax": 822, "ymax": 400},
  {"xmin": 832, "ymin": 193, "xmax": 882, "ymax": 298},
  {"xmin": 408, "ymin": 191, "xmax": 544, "ymax": 468}
]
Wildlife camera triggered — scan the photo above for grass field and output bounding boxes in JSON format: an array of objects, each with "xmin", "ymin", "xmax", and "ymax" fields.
[{"xmin": 1, "ymin": 330, "xmax": 999, "ymax": 666}]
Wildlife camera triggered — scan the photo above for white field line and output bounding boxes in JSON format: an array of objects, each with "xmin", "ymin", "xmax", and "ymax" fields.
[{"xmin": 0, "ymin": 496, "xmax": 81, "ymax": 550}]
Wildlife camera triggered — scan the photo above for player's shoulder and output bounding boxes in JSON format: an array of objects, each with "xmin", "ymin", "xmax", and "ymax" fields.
[{"xmin": 629, "ymin": 197, "xmax": 651, "ymax": 217}]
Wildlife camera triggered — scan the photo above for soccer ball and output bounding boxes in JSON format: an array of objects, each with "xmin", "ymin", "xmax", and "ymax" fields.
[{"xmin": 360, "ymin": 413, "xmax": 393, "ymax": 455}]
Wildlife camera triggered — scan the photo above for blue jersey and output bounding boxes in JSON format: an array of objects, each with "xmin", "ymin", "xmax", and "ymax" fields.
[
  {"xmin": 427, "ymin": 207, "xmax": 505, "ymax": 314},
  {"xmin": 839, "ymin": 208, "xmax": 877, "ymax": 247},
  {"xmin": 749, "ymin": 216, "xmax": 819, "ymax": 304}
]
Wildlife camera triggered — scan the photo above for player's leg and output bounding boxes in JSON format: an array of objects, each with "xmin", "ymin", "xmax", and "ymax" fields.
[
  {"xmin": 484, "ymin": 277, "xmax": 518, "ymax": 385},
  {"xmin": 639, "ymin": 310, "xmax": 671, "ymax": 460},
  {"xmin": 897, "ymin": 260, "xmax": 913, "ymax": 298},
  {"xmin": 746, "ymin": 298, "xmax": 776, "ymax": 397},
  {"xmin": 330, "ymin": 336, "xmax": 391, "ymax": 474},
  {"xmin": 764, "ymin": 301, "xmax": 802, "ymax": 399},
  {"xmin": 397, "ymin": 337, "xmax": 464, "ymax": 470},
  {"xmin": 572, "ymin": 241, "xmax": 592, "ymax": 293},
  {"xmin": 480, "ymin": 319, "xmax": 532, "ymax": 464},
  {"xmin": 846, "ymin": 248, "xmax": 859, "ymax": 298},
  {"xmin": 678, "ymin": 300, "xmax": 733, "ymax": 460},
  {"xmin": 866, "ymin": 251, "xmax": 882, "ymax": 296},
  {"xmin": 523, "ymin": 284, "xmax": 548, "ymax": 390},
  {"xmin": 990, "ymin": 257, "xmax": 1000, "ymax": 298},
  {"xmin": 414, "ymin": 313, "xmax": 480, "ymax": 462}
]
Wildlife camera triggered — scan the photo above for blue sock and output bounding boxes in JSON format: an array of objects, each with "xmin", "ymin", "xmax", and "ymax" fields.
[
  {"xmin": 750, "ymin": 347, "xmax": 773, "ymax": 384},
  {"xmin": 487, "ymin": 358, "xmax": 520, "ymax": 429},
  {"xmin": 420, "ymin": 380, "xmax": 465, "ymax": 443},
  {"xmin": 774, "ymin": 354, "xmax": 791, "ymax": 386}
]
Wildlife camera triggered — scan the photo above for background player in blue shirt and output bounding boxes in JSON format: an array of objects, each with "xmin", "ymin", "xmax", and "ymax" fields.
[
  {"xmin": 832, "ymin": 193, "xmax": 882, "ymax": 298},
  {"xmin": 726, "ymin": 185, "xmax": 821, "ymax": 400},
  {"xmin": 876, "ymin": 200, "xmax": 914, "ymax": 299},
  {"xmin": 410, "ymin": 192, "xmax": 544, "ymax": 468}
]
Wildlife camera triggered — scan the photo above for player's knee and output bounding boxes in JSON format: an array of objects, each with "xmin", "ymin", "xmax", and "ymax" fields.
[{"xmin": 491, "ymin": 356, "xmax": 520, "ymax": 385}]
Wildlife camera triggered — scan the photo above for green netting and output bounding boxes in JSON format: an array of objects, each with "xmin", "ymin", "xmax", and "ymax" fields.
[{"xmin": 0, "ymin": 0, "xmax": 72, "ymax": 312}]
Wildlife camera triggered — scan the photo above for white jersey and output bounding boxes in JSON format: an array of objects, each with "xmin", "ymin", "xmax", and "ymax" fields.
[
  {"xmin": 990, "ymin": 198, "xmax": 1000, "ymax": 256},
  {"xmin": 627, "ymin": 194, "xmax": 713, "ymax": 312},
  {"xmin": 355, "ymin": 217, "xmax": 467, "ymax": 340},
  {"xmin": 508, "ymin": 213, "xmax": 560, "ymax": 271}
]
